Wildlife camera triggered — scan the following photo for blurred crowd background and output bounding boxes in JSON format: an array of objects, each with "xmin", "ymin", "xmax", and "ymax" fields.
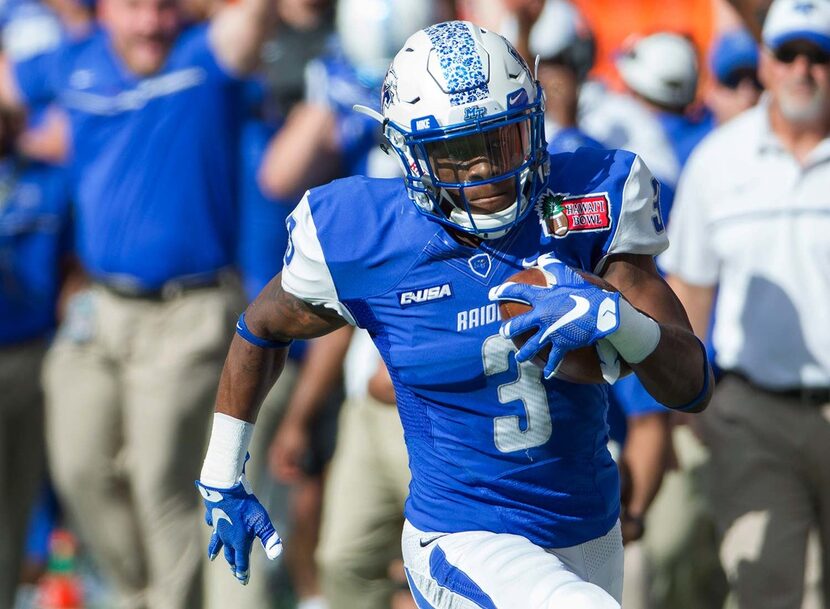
[{"xmin": 2, "ymin": 0, "xmax": 827, "ymax": 608}]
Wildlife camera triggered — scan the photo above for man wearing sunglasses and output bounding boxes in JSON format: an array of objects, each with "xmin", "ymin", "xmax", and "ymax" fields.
[{"xmin": 661, "ymin": 1, "xmax": 830, "ymax": 608}]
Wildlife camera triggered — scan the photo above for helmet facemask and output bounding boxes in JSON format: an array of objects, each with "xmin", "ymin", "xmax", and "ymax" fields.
[
  {"xmin": 356, "ymin": 21, "xmax": 551, "ymax": 240},
  {"xmin": 384, "ymin": 98, "xmax": 548, "ymax": 240}
]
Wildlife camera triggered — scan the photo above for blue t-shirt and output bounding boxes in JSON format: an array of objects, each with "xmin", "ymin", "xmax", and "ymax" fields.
[
  {"xmin": 305, "ymin": 46, "xmax": 383, "ymax": 177},
  {"xmin": 0, "ymin": 158, "xmax": 71, "ymax": 344},
  {"xmin": 13, "ymin": 25, "xmax": 243, "ymax": 289},
  {"xmin": 283, "ymin": 147, "xmax": 669, "ymax": 547},
  {"xmin": 657, "ymin": 108, "xmax": 716, "ymax": 170}
]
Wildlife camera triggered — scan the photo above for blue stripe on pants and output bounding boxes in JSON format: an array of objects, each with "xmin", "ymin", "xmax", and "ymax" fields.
[{"xmin": 428, "ymin": 546, "xmax": 498, "ymax": 609}]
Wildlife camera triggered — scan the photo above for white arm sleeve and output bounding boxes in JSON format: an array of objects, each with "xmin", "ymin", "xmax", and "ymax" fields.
[
  {"xmin": 596, "ymin": 154, "xmax": 670, "ymax": 273},
  {"xmin": 658, "ymin": 151, "xmax": 719, "ymax": 286},
  {"xmin": 281, "ymin": 193, "xmax": 356, "ymax": 325}
]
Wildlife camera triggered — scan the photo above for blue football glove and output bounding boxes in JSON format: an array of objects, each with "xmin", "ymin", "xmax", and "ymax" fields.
[
  {"xmin": 195, "ymin": 475, "xmax": 282, "ymax": 585},
  {"xmin": 489, "ymin": 255, "xmax": 621, "ymax": 379}
]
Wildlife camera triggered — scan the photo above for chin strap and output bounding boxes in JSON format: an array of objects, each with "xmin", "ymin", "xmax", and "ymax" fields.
[{"xmin": 448, "ymin": 202, "xmax": 518, "ymax": 240}]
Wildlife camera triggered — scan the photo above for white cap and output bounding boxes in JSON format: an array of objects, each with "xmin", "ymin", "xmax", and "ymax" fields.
[
  {"xmin": 762, "ymin": 0, "xmax": 830, "ymax": 52},
  {"xmin": 336, "ymin": 0, "xmax": 437, "ymax": 87},
  {"xmin": 527, "ymin": 0, "xmax": 588, "ymax": 59},
  {"xmin": 616, "ymin": 32, "xmax": 699, "ymax": 108},
  {"xmin": 502, "ymin": 0, "xmax": 594, "ymax": 80}
]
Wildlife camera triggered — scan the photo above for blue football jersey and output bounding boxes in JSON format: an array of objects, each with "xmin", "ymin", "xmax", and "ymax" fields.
[{"xmin": 282, "ymin": 147, "xmax": 668, "ymax": 548}]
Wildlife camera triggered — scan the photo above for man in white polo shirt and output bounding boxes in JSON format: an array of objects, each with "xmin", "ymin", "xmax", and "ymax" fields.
[{"xmin": 661, "ymin": 1, "xmax": 830, "ymax": 607}]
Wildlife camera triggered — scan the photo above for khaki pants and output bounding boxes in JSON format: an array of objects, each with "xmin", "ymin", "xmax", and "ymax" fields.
[
  {"xmin": 44, "ymin": 284, "xmax": 243, "ymax": 609},
  {"xmin": 642, "ymin": 425, "xmax": 728, "ymax": 609},
  {"xmin": 316, "ymin": 396, "xmax": 410, "ymax": 609},
  {"xmin": 0, "ymin": 339, "xmax": 46, "ymax": 609},
  {"xmin": 203, "ymin": 360, "xmax": 298, "ymax": 609},
  {"xmin": 704, "ymin": 374, "xmax": 830, "ymax": 609}
]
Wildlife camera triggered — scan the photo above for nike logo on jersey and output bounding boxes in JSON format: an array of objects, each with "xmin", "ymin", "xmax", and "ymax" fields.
[
  {"xmin": 596, "ymin": 297, "xmax": 618, "ymax": 333},
  {"xmin": 539, "ymin": 296, "xmax": 590, "ymax": 342},
  {"xmin": 419, "ymin": 534, "xmax": 448, "ymax": 548},
  {"xmin": 211, "ymin": 508, "xmax": 233, "ymax": 532},
  {"xmin": 199, "ymin": 487, "xmax": 224, "ymax": 502}
]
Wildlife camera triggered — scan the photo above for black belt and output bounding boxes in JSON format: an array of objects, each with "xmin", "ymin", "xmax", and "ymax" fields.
[
  {"xmin": 727, "ymin": 372, "xmax": 830, "ymax": 407},
  {"xmin": 94, "ymin": 273, "xmax": 229, "ymax": 301}
]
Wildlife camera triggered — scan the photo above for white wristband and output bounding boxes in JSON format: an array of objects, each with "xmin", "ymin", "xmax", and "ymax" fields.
[
  {"xmin": 200, "ymin": 413, "xmax": 254, "ymax": 488},
  {"xmin": 606, "ymin": 298, "xmax": 661, "ymax": 364}
]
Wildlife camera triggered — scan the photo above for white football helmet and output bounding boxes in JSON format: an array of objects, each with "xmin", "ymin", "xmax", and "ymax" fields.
[
  {"xmin": 358, "ymin": 21, "xmax": 549, "ymax": 239},
  {"xmin": 336, "ymin": 0, "xmax": 438, "ymax": 88},
  {"xmin": 616, "ymin": 33, "xmax": 699, "ymax": 109}
]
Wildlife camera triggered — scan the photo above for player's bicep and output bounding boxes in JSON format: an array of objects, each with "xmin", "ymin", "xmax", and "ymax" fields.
[
  {"xmin": 246, "ymin": 273, "xmax": 347, "ymax": 341},
  {"xmin": 600, "ymin": 254, "xmax": 692, "ymax": 331}
]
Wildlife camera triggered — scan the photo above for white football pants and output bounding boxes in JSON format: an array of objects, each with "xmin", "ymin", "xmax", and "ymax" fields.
[{"xmin": 402, "ymin": 519, "xmax": 623, "ymax": 609}]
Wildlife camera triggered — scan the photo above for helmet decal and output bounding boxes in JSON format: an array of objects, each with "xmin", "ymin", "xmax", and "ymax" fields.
[
  {"xmin": 381, "ymin": 68, "xmax": 399, "ymax": 111},
  {"xmin": 424, "ymin": 22, "xmax": 490, "ymax": 106}
]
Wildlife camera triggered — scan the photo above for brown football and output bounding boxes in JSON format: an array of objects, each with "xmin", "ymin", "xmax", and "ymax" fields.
[{"xmin": 499, "ymin": 267, "xmax": 632, "ymax": 384}]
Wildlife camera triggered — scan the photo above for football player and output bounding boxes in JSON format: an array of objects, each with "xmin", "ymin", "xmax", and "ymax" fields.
[{"xmin": 196, "ymin": 21, "xmax": 712, "ymax": 608}]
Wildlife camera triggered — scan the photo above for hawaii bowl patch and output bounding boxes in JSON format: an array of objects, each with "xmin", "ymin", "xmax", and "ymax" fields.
[{"xmin": 538, "ymin": 191, "xmax": 612, "ymax": 238}]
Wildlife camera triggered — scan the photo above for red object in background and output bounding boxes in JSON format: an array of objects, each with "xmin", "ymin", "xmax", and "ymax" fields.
[
  {"xmin": 37, "ymin": 530, "xmax": 84, "ymax": 609},
  {"xmin": 571, "ymin": 0, "xmax": 717, "ymax": 89}
]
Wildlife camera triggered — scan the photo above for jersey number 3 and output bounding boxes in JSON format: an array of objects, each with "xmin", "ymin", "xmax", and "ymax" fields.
[{"xmin": 482, "ymin": 335, "xmax": 552, "ymax": 453}]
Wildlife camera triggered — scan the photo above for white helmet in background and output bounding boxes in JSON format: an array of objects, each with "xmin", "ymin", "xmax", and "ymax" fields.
[
  {"xmin": 361, "ymin": 21, "xmax": 549, "ymax": 239},
  {"xmin": 336, "ymin": 0, "xmax": 438, "ymax": 87},
  {"xmin": 503, "ymin": 0, "xmax": 596, "ymax": 81},
  {"xmin": 616, "ymin": 32, "xmax": 699, "ymax": 109}
]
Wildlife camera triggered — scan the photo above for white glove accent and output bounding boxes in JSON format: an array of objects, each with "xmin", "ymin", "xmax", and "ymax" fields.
[
  {"xmin": 200, "ymin": 413, "xmax": 253, "ymax": 488},
  {"xmin": 606, "ymin": 298, "xmax": 661, "ymax": 364},
  {"xmin": 262, "ymin": 532, "xmax": 283, "ymax": 559}
]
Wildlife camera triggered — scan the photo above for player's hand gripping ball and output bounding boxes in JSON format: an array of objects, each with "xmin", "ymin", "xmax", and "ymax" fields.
[{"xmin": 490, "ymin": 255, "xmax": 631, "ymax": 383}]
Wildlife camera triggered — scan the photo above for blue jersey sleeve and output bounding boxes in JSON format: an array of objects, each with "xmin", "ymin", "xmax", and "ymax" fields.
[
  {"xmin": 304, "ymin": 53, "xmax": 381, "ymax": 166},
  {"xmin": 12, "ymin": 43, "xmax": 67, "ymax": 107},
  {"xmin": 545, "ymin": 147, "xmax": 669, "ymax": 274},
  {"xmin": 174, "ymin": 24, "xmax": 240, "ymax": 85}
]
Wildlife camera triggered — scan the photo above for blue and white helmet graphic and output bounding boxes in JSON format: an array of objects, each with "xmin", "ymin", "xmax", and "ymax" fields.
[{"xmin": 360, "ymin": 21, "xmax": 549, "ymax": 239}]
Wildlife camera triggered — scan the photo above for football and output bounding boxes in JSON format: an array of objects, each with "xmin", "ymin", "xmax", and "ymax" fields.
[{"xmin": 498, "ymin": 266, "xmax": 632, "ymax": 384}]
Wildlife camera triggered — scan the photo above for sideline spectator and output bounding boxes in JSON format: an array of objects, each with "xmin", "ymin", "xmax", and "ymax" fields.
[
  {"xmin": 637, "ymin": 29, "xmax": 762, "ymax": 609},
  {"xmin": 662, "ymin": 1, "xmax": 830, "ymax": 607},
  {"xmin": 616, "ymin": 32, "xmax": 716, "ymax": 170},
  {"xmin": 501, "ymin": 0, "xmax": 604, "ymax": 154},
  {"xmin": 706, "ymin": 27, "xmax": 763, "ymax": 124},
  {"xmin": 0, "ymin": 0, "xmax": 273, "ymax": 605},
  {"xmin": 0, "ymin": 105, "xmax": 71, "ymax": 609},
  {"xmin": 259, "ymin": 0, "xmax": 335, "ymax": 120}
]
